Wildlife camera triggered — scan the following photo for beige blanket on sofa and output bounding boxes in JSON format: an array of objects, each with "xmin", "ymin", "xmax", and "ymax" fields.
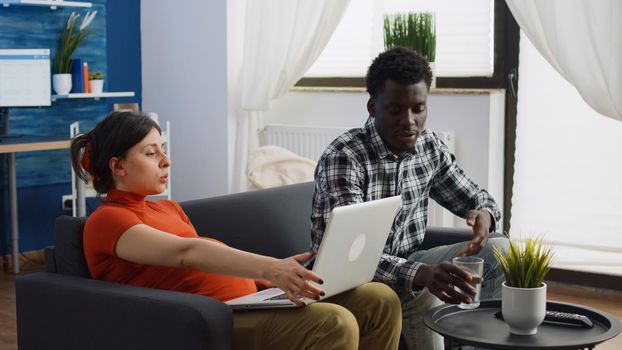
[{"xmin": 247, "ymin": 145, "xmax": 316, "ymax": 189}]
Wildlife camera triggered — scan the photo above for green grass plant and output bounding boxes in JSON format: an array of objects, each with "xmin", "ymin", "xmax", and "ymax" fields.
[
  {"xmin": 384, "ymin": 12, "xmax": 436, "ymax": 62},
  {"xmin": 89, "ymin": 71, "xmax": 104, "ymax": 80},
  {"xmin": 53, "ymin": 11, "xmax": 97, "ymax": 74},
  {"xmin": 494, "ymin": 237, "xmax": 553, "ymax": 288}
]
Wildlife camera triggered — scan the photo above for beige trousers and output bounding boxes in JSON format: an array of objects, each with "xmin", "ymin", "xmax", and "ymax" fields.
[{"xmin": 232, "ymin": 282, "xmax": 402, "ymax": 350}]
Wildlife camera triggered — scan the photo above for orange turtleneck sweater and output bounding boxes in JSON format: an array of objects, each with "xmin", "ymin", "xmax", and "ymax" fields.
[{"xmin": 83, "ymin": 188, "xmax": 257, "ymax": 301}]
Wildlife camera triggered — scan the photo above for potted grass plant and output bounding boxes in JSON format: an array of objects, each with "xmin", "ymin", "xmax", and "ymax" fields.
[
  {"xmin": 52, "ymin": 11, "xmax": 97, "ymax": 95},
  {"xmin": 384, "ymin": 12, "xmax": 436, "ymax": 87},
  {"xmin": 494, "ymin": 236, "xmax": 554, "ymax": 335}
]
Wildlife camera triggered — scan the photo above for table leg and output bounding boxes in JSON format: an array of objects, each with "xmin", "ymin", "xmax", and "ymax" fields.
[
  {"xmin": 76, "ymin": 174, "xmax": 86, "ymax": 217},
  {"xmin": 7, "ymin": 152, "xmax": 19, "ymax": 274}
]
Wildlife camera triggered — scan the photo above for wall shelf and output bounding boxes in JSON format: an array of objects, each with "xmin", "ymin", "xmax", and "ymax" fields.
[
  {"xmin": 52, "ymin": 91, "xmax": 134, "ymax": 101},
  {"xmin": 1, "ymin": 0, "xmax": 92, "ymax": 9}
]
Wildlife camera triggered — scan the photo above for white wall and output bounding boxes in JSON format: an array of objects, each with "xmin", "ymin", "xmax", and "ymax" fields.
[
  {"xmin": 141, "ymin": 0, "xmax": 230, "ymax": 201},
  {"xmin": 263, "ymin": 89, "xmax": 505, "ymax": 228}
]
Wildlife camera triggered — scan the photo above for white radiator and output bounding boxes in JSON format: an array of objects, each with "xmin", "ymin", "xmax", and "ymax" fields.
[
  {"xmin": 262, "ymin": 124, "xmax": 456, "ymax": 228},
  {"xmin": 262, "ymin": 124, "xmax": 349, "ymax": 162}
]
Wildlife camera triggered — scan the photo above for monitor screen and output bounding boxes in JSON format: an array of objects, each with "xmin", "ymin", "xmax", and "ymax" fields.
[{"xmin": 0, "ymin": 48, "xmax": 51, "ymax": 107}]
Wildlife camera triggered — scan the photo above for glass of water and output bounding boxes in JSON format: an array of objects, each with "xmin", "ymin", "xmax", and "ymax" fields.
[{"xmin": 452, "ymin": 256, "xmax": 484, "ymax": 309}]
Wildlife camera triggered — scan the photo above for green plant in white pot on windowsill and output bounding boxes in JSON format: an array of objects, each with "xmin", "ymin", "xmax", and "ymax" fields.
[
  {"xmin": 494, "ymin": 236, "xmax": 553, "ymax": 335},
  {"xmin": 52, "ymin": 10, "xmax": 97, "ymax": 95},
  {"xmin": 89, "ymin": 71, "xmax": 104, "ymax": 94},
  {"xmin": 383, "ymin": 12, "xmax": 436, "ymax": 87}
]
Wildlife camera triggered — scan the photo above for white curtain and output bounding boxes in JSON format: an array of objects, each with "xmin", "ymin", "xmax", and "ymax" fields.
[
  {"xmin": 230, "ymin": 0, "xmax": 351, "ymax": 192},
  {"xmin": 505, "ymin": 0, "xmax": 622, "ymax": 121}
]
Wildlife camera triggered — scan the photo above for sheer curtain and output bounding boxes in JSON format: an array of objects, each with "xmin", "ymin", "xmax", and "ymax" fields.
[
  {"xmin": 508, "ymin": 1, "xmax": 622, "ymax": 275},
  {"xmin": 230, "ymin": 0, "xmax": 350, "ymax": 192},
  {"xmin": 506, "ymin": 0, "xmax": 622, "ymax": 121}
]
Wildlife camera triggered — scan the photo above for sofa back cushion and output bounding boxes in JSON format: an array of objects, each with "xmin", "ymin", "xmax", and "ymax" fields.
[
  {"xmin": 181, "ymin": 182, "xmax": 314, "ymax": 258},
  {"xmin": 51, "ymin": 216, "xmax": 91, "ymax": 278},
  {"xmin": 49, "ymin": 182, "xmax": 314, "ymax": 276}
]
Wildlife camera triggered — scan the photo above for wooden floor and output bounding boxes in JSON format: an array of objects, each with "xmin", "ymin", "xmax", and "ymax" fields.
[{"xmin": 1, "ymin": 258, "xmax": 621, "ymax": 349}]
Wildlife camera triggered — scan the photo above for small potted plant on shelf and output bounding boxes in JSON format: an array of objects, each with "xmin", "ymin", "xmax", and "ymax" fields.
[
  {"xmin": 52, "ymin": 10, "xmax": 97, "ymax": 95},
  {"xmin": 383, "ymin": 12, "xmax": 436, "ymax": 87},
  {"xmin": 494, "ymin": 236, "xmax": 554, "ymax": 335},
  {"xmin": 88, "ymin": 71, "xmax": 104, "ymax": 94}
]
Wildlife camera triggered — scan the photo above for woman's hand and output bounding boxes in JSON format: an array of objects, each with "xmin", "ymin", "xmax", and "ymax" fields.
[
  {"xmin": 263, "ymin": 251, "xmax": 324, "ymax": 305},
  {"xmin": 254, "ymin": 279, "xmax": 274, "ymax": 291}
]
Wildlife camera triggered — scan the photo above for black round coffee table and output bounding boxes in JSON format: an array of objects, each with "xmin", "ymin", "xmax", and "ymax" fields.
[{"xmin": 424, "ymin": 299, "xmax": 621, "ymax": 350}]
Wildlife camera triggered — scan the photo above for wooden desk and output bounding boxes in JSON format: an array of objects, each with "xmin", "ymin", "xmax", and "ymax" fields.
[{"xmin": 0, "ymin": 135, "xmax": 70, "ymax": 273}]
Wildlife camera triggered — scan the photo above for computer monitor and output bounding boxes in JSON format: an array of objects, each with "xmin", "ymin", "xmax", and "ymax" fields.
[
  {"xmin": 0, "ymin": 49, "xmax": 51, "ymax": 140},
  {"xmin": 0, "ymin": 49, "xmax": 51, "ymax": 107}
]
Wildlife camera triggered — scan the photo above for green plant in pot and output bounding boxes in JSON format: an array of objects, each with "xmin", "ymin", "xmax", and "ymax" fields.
[
  {"xmin": 88, "ymin": 71, "xmax": 104, "ymax": 94},
  {"xmin": 383, "ymin": 12, "xmax": 436, "ymax": 87},
  {"xmin": 89, "ymin": 71, "xmax": 103, "ymax": 81},
  {"xmin": 52, "ymin": 11, "xmax": 97, "ymax": 95},
  {"xmin": 494, "ymin": 236, "xmax": 553, "ymax": 335}
]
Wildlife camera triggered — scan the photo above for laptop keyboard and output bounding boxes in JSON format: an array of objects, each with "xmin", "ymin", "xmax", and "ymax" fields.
[{"xmin": 264, "ymin": 293, "xmax": 289, "ymax": 301}]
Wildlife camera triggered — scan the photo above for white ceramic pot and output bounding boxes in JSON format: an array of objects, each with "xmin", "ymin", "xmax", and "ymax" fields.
[
  {"xmin": 501, "ymin": 281, "xmax": 547, "ymax": 335},
  {"xmin": 89, "ymin": 79, "xmax": 104, "ymax": 94},
  {"xmin": 52, "ymin": 74, "xmax": 72, "ymax": 95}
]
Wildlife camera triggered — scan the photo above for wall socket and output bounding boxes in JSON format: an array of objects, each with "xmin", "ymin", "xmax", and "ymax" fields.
[{"xmin": 61, "ymin": 195, "xmax": 73, "ymax": 211}]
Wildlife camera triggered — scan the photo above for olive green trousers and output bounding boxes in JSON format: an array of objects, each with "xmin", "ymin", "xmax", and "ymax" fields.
[{"xmin": 232, "ymin": 282, "xmax": 402, "ymax": 350}]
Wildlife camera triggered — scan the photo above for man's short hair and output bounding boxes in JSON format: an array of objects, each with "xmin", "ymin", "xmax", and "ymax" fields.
[{"xmin": 366, "ymin": 47, "xmax": 432, "ymax": 98}]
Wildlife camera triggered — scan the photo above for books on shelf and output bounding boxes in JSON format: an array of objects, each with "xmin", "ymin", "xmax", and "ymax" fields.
[
  {"xmin": 70, "ymin": 58, "xmax": 84, "ymax": 93},
  {"xmin": 83, "ymin": 61, "xmax": 90, "ymax": 93},
  {"xmin": 69, "ymin": 58, "xmax": 92, "ymax": 93}
]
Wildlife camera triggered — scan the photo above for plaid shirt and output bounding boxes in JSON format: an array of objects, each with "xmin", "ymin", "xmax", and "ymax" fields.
[{"xmin": 311, "ymin": 117, "xmax": 500, "ymax": 292}]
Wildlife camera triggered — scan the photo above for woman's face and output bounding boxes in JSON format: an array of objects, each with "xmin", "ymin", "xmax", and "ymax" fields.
[{"xmin": 111, "ymin": 127, "xmax": 170, "ymax": 196}]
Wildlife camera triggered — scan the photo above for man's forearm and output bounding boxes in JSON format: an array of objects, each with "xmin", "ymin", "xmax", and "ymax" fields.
[{"xmin": 376, "ymin": 253, "xmax": 423, "ymax": 292}]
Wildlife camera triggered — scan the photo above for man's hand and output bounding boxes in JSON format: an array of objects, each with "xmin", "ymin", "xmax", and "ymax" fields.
[
  {"xmin": 458, "ymin": 209, "xmax": 492, "ymax": 257},
  {"xmin": 414, "ymin": 262, "xmax": 481, "ymax": 304}
]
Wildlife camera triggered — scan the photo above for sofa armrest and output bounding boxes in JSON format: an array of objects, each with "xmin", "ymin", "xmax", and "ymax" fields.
[
  {"xmin": 422, "ymin": 226, "xmax": 505, "ymax": 250},
  {"xmin": 16, "ymin": 272, "xmax": 233, "ymax": 350},
  {"xmin": 44, "ymin": 246, "xmax": 56, "ymax": 272}
]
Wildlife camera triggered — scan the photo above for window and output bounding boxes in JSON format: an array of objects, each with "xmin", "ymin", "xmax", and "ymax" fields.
[
  {"xmin": 511, "ymin": 34, "xmax": 622, "ymax": 276},
  {"xmin": 304, "ymin": 0, "xmax": 495, "ymax": 78}
]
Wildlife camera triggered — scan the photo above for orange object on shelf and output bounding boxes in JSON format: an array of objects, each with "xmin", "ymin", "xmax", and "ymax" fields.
[{"xmin": 83, "ymin": 62, "xmax": 90, "ymax": 93}]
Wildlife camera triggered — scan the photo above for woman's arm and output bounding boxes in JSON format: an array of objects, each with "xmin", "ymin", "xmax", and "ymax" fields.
[{"xmin": 115, "ymin": 224, "xmax": 323, "ymax": 304}]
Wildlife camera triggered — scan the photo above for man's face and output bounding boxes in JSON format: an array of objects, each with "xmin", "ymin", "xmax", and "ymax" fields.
[{"xmin": 368, "ymin": 80, "xmax": 429, "ymax": 158}]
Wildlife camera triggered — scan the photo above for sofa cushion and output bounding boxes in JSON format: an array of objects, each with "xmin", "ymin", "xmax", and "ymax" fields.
[
  {"xmin": 181, "ymin": 182, "xmax": 314, "ymax": 258},
  {"xmin": 53, "ymin": 216, "xmax": 91, "ymax": 278}
]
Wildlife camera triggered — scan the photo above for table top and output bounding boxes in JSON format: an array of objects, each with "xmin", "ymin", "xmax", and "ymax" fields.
[
  {"xmin": 0, "ymin": 134, "xmax": 70, "ymax": 153},
  {"xmin": 424, "ymin": 299, "xmax": 621, "ymax": 350}
]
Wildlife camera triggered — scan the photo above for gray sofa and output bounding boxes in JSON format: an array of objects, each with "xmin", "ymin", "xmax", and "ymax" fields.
[{"xmin": 15, "ymin": 182, "xmax": 478, "ymax": 350}]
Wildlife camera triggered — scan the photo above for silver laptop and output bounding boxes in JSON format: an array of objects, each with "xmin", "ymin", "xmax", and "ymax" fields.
[{"xmin": 226, "ymin": 196, "xmax": 401, "ymax": 310}]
